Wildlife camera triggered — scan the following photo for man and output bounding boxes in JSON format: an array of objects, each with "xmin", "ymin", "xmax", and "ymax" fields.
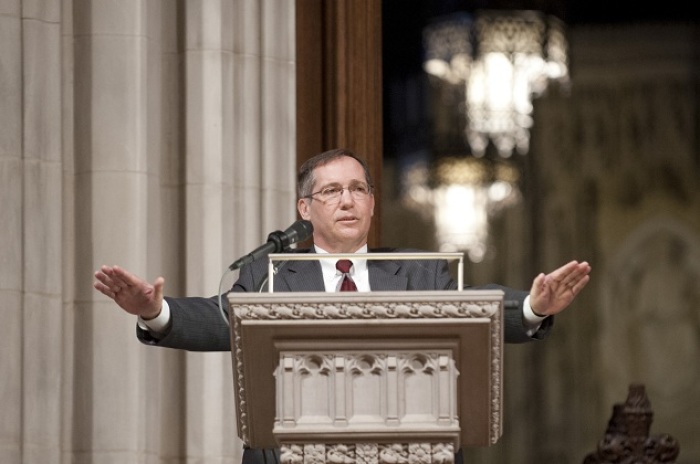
[{"xmin": 94, "ymin": 148, "xmax": 591, "ymax": 460}]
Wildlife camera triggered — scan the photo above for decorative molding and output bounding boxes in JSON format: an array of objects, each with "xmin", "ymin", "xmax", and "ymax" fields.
[
  {"xmin": 236, "ymin": 299, "xmax": 500, "ymax": 321},
  {"xmin": 275, "ymin": 351, "xmax": 458, "ymax": 432},
  {"xmin": 280, "ymin": 442, "xmax": 455, "ymax": 464},
  {"xmin": 229, "ymin": 290, "xmax": 504, "ymax": 449}
]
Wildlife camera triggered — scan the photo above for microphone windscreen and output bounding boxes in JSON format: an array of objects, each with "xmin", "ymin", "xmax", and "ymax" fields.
[{"xmin": 285, "ymin": 220, "xmax": 313, "ymax": 244}]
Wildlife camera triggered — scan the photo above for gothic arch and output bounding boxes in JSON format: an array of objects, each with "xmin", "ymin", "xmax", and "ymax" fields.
[{"xmin": 600, "ymin": 216, "xmax": 700, "ymax": 437}]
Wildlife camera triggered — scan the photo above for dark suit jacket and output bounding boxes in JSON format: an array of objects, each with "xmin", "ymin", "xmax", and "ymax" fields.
[{"xmin": 137, "ymin": 247, "xmax": 552, "ymax": 349}]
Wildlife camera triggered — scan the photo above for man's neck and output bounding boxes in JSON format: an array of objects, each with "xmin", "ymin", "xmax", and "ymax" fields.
[{"xmin": 314, "ymin": 244, "xmax": 368, "ymax": 254}]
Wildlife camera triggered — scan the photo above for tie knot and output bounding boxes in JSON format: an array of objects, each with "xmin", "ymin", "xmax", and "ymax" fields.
[{"xmin": 336, "ymin": 259, "xmax": 353, "ymax": 274}]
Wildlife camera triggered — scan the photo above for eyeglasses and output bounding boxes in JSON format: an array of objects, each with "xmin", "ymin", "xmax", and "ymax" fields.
[{"xmin": 304, "ymin": 183, "xmax": 373, "ymax": 204}]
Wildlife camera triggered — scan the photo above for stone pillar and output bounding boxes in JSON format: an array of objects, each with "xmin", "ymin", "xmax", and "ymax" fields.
[
  {"xmin": 0, "ymin": 0, "xmax": 64, "ymax": 463},
  {"xmin": 232, "ymin": 0, "xmax": 297, "ymax": 246},
  {"xmin": 182, "ymin": 1, "xmax": 238, "ymax": 461},
  {"xmin": 73, "ymin": 0, "xmax": 165, "ymax": 462},
  {"xmin": 0, "ymin": 1, "xmax": 24, "ymax": 461},
  {"xmin": 2, "ymin": 0, "xmax": 297, "ymax": 461}
]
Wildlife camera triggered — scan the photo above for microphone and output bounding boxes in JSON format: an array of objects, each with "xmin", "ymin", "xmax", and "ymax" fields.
[{"xmin": 228, "ymin": 220, "xmax": 313, "ymax": 270}]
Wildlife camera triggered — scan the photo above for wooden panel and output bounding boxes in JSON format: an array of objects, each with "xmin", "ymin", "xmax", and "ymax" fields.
[
  {"xmin": 296, "ymin": 0, "xmax": 383, "ymax": 246},
  {"xmin": 295, "ymin": 0, "xmax": 324, "ymax": 160}
]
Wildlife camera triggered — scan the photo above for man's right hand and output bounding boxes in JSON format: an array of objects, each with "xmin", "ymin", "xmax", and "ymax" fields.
[{"xmin": 93, "ymin": 265, "xmax": 164, "ymax": 320}]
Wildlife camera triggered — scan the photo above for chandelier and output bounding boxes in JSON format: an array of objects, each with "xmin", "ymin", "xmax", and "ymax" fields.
[
  {"xmin": 423, "ymin": 10, "xmax": 569, "ymax": 157},
  {"xmin": 402, "ymin": 155, "xmax": 521, "ymax": 262},
  {"xmin": 401, "ymin": 10, "xmax": 568, "ymax": 262}
]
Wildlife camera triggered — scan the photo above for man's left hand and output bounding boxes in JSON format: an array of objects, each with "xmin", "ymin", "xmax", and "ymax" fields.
[{"xmin": 529, "ymin": 260, "xmax": 591, "ymax": 317}]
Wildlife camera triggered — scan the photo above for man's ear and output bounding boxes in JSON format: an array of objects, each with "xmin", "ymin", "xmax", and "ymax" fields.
[{"xmin": 298, "ymin": 198, "xmax": 310, "ymax": 220}]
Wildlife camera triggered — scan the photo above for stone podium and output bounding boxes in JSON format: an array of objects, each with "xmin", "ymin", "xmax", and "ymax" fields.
[{"xmin": 228, "ymin": 253, "xmax": 504, "ymax": 464}]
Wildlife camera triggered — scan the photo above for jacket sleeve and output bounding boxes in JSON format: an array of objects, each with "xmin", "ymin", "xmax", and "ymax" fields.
[
  {"xmin": 136, "ymin": 295, "xmax": 231, "ymax": 351},
  {"xmin": 475, "ymin": 283, "xmax": 553, "ymax": 343}
]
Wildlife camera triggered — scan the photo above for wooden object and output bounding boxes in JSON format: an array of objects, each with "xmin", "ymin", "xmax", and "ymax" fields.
[{"xmin": 583, "ymin": 383, "xmax": 680, "ymax": 463}]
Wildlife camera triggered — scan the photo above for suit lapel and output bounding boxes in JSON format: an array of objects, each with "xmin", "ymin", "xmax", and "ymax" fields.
[
  {"xmin": 368, "ymin": 259, "xmax": 408, "ymax": 291},
  {"xmin": 274, "ymin": 255, "xmax": 326, "ymax": 292}
]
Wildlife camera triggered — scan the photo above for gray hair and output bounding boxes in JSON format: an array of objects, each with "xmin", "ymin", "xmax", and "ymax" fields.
[{"xmin": 297, "ymin": 148, "xmax": 374, "ymax": 198}]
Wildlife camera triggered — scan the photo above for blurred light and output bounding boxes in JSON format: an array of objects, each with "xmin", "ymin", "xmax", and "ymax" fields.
[
  {"xmin": 423, "ymin": 10, "xmax": 569, "ymax": 157},
  {"xmin": 412, "ymin": 9, "xmax": 567, "ymax": 260},
  {"xmin": 401, "ymin": 157, "xmax": 521, "ymax": 263}
]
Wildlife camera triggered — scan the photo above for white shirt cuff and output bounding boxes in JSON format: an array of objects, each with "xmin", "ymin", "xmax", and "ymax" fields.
[
  {"xmin": 522, "ymin": 295, "xmax": 546, "ymax": 336},
  {"xmin": 137, "ymin": 299, "xmax": 171, "ymax": 334}
]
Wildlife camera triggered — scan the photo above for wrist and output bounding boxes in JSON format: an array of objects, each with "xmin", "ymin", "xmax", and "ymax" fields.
[
  {"xmin": 140, "ymin": 307, "xmax": 162, "ymax": 321},
  {"xmin": 531, "ymin": 306, "xmax": 547, "ymax": 318}
]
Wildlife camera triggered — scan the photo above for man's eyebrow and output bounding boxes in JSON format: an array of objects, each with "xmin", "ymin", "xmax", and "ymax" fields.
[
  {"xmin": 317, "ymin": 182, "xmax": 343, "ymax": 189},
  {"xmin": 318, "ymin": 180, "xmax": 365, "ymax": 188}
]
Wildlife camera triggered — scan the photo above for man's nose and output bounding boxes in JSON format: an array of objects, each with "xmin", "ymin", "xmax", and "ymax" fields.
[{"xmin": 338, "ymin": 187, "xmax": 354, "ymax": 204}]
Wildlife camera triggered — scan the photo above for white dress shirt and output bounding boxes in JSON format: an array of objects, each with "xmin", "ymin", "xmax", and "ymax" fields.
[{"xmin": 315, "ymin": 244, "xmax": 371, "ymax": 292}]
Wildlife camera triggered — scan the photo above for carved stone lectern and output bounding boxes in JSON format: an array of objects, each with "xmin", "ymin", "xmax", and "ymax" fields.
[{"xmin": 228, "ymin": 253, "xmax": 504, "ymax": 464}]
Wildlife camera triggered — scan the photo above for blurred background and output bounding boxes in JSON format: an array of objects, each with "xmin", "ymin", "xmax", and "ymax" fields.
[
  {"xmin": 1, "ymin": 1, "xmax": 698, "ymax": 463},
  {"xmin": 381, "ymin": 1, "xmax": 700, "ymax": 462}
]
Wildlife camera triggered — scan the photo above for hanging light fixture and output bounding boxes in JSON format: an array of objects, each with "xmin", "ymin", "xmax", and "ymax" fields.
[
  {"xmin": 401, "ymin": 154, "xmax": 521, "ymax": 262},
  {"xmin": 402, "ymin": 10, "xmax": 569, "ymax": 261},
  {"xmin": 423, "ymin": 9, "xmax": 569, "ymax": 157}
]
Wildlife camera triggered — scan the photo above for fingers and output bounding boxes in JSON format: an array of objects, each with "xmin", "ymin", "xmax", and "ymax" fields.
[
  {"xmin": 94, "ymin": 267, "xmax": 119, "ymax": 297},
  {"xmin": 548, "ymin": 261, "xmax": 591, "ymax": 290},
  {"xmin": 551, "ymin": 262, "xmax": 591, "ymax": 306},
  {"xmin": 104, "ymin": 265, "xmax": 133, "ymax": 291},
  {"xmin": 566, "ymin": 262, "xmax": 591, "ymax": 293},
  {"xmin": 531, "ymin": 272, "xmax": 546, "ymax": 292},
  {"xmin": 529, "ymin": 261, "xmax": 591, "ymax": 317},
  {"xmin": 93, "ymin": 279, "xmax": 117, "ymax": 299},
  {"xmin": 93, "ymin": 265, "xmax": 166, "ymax": 319},
  {"xmin": 93, "ymin": 265, "xmax": 147, "ymax": 298},
  {"xmin": 153, "ymin": 276, "xmax": 165, "ymax": 303},
  {"xmin": 548, "ymin": 260, "xmax": 579, "ymax": 280},
  {"xmin": 570, "ymin": 273, "xmax": 591, "ymax": 295}
]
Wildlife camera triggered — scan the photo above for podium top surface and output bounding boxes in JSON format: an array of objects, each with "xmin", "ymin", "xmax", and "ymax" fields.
[{"xmin": 228, "ymin": 289, "xmax": 505, "ymax": 305}]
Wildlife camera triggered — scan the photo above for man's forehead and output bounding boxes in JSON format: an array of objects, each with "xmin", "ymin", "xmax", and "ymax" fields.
[{"xmin": 313, "ymin": 158, "xmax": 365, "ymax": 183}]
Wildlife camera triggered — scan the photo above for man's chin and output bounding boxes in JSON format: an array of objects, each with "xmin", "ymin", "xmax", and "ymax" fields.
[{"xmin": 333, "ymin": 230, "xmax": 367, "ymax": 248}]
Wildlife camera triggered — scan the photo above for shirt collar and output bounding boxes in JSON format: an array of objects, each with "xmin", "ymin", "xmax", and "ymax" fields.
[{"xmin": 314, "ymin": 244, "xmax": 368, "ymax": 276}]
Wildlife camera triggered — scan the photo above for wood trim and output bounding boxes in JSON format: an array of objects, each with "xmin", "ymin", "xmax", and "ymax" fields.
[
  {"xmin": 296, "ymin": 0, "xmax": 383, "ymax": 246},
  {"xmin": 296, "ymin": 0, "xmax": 324, "ymax": 160}
]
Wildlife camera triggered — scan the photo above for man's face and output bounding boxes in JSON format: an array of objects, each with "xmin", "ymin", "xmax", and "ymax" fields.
[{"xmin": 297, "ymin": 156, "xmax": 375, "ymax": 253}]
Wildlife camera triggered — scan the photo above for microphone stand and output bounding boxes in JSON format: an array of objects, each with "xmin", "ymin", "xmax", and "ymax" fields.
[
  {"xmin": 217, "ymin": 266, "xmax": 235, "ymax": 327},
  {"xmin": 216, "ymin": 220, "xmax": 313, "ymax": 325},
  {"xmin": 217, "ymin": 255, "xmax": 289, "ymax": 325},
  {"xmin": 254, "ymin": 260, "xmax": 288, "ymax": 293}
]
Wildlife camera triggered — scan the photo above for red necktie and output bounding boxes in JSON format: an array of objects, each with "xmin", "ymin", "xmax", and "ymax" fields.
[{"xmin": 336, "ymin": 259, "xmax": 358, "ymax": 292}]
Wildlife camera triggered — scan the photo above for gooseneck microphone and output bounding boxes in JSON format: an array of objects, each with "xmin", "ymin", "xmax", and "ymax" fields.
[
  {"xmin": 228, "ymin": 219, "xmax": 313, "ymax": 271},
  {"xmin": 219, "ymin": 219, "xmax": 313, "ymax": 326}
]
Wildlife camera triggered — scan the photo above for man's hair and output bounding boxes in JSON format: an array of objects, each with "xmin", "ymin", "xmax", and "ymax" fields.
[{"xmin": 297, "ymin": 148, "xmax": 374, "ymax": 198}]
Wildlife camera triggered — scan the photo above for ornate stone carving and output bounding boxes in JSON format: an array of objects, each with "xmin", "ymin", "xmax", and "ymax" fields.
[
  {"xmin": 229, "ymin": 291, "xmax": 504, "ymax": 450},
  {"xmin": 583, "ymin": 384, "xmax": 680, "ymax": 463},
  {"xmin": 236, "ymin": 300, "xmax": 499, "ymax": 321},
  {"xmin": 279, "ymin": 442, "xmax": 455, "ymax": 464}
]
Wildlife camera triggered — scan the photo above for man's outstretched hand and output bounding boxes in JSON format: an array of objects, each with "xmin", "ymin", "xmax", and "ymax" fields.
[
  {"xmin": 93, "ymin": 265, "xmax": 164, "ymax": 320},
  {"xmin": 529, "ymin": 260, "xmax": 591, "ymax": 317}
]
